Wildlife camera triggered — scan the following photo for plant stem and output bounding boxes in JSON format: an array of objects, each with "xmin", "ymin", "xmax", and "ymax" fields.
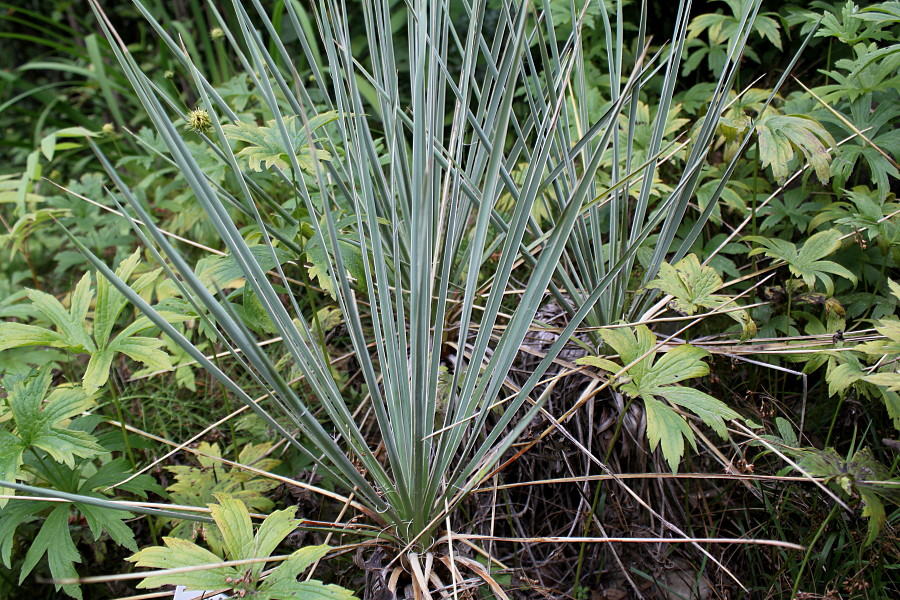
[
  {"xmin": 109, "ymin": 371, "xmax": 137, "ymax": 470},
  {"xmin": 791, "ymin": 503, "xmax": 839, "ymax": 598},
  {"xmin": 574, "ymin": 396, "xmax": 634, "ymax": 590}
]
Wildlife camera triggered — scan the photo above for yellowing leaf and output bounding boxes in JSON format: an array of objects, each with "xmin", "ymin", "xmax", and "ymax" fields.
[
  {"xmin": 222, "ymin": 112, "xmax": 339, "ymax": 173},
  {"xmin": 647, "ymin": 254, "xmax": 756, "ymax": 340},
  {"xmin": 647, "ymin": 254, "xmax": 724, "ymax": 315},
  {"xmin": 756, "ymin": 113, "xmax": 835, "ymax": 184}
]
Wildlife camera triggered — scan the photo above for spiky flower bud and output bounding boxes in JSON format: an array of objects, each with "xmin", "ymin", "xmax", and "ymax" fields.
[
  {"xmin": 210, "ymin": 27, "xmax": 225, "ymax": 41},
  {"xmin": 187, "ymin": 108, "xmax": 212, "ymax": 133}
]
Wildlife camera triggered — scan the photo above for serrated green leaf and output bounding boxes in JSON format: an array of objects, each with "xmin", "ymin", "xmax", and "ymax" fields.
[
  {"xmin": 646, "ymin": 254, "xmax": 755, "ymax": 339},
  {"xmin": 194, "ymin": 246, "xmax": 291, "ymax": 292},
  {"xmin": 210, "ymin": 493, "xmax": 255, "ymax": 563},
  {"xmin": 2, "ymin": 253, "xmax": 176, "ymax": 392},
  {"xmin": 747, "ymin": 230, "xmax": 856, "ymax": 295},
  {"xmin": 250, "ymin": 506, "xmax": 299, "ymax": 580},
  {"xmin": 0, "ymin": 433, "xmax": 26, "ymax": 507},
  {"xmin": 860, "ymin": 488, "xmax": 886, "ymax": 546},
  {"xmin": 828, "ymin": 361, "xmax": 866, "ymax": 397},
  {"xmin": 659, "ymin": 386, "xmax": 741, "ymax": 438},
  {"xmin": 33, "ymin": 428, "xmax": 104, "ymax": 468},
  {"xmin": 775, "ymin": 417, "xmax": 798, "ymax": 446},
  {"xmin": 598, "ymin": 325, "xmax": 655, "ymax": 385},
  {"xmin": 260, "ymin": 546, "xmax": 359, "ymax": 599},
  {"xmin": 20, "ymin": 504, "xmax": 82, "ymax": 599},
  {"xmin": 7, "ymin": 371, "xmax": 102, "ymax": 468},
  {"xmin": 305, "ymin": 227, "xmax": 365, "ymax": 300},
  {"xmin": 0, "ymin": 323, "xmax": 67, "ymax": 351},
  {"xmin": 94, "ymin": 249, "xmax": 143, "ymax": 348},
  {"xmin": 0, "ymin": 500, "xmax": 41, "ymax": 567},
  {"xmin": 575, "ymin": 355, "xmax": 625, "ymax": 375},
  {"xmin": 128, "ymin": 537, "xmax": 239, "ymax": 590},
  {"xmin": 644, "ymin": 398, "xmax": 696, "ymax": 473},
  {"xmin": 107, "ymin": 336, "xmax": 174, "ymax": 372},
  {"xmin": 866, "ymin": 372, "xmax": 900, "ymax": 392},
  {"xmin": 261, "ymin": 545, "xmax": 330, "ymax": 589},
  {"xmin": 581, "ymin": 326, "xmax": 743, "ymax": 473},
  {"xmin": 78, "ymin": 502, "xmax": 138, "ymax": 552},
  {"xmin": 164, "ymin": 443, "xmax": 280, "ymax": 555},
  {"xmin": 83, "ymin": 350, "xmax": 115, "ymax": 394},
  {"xmin": 644, "ymin": 345, "xmax": 711, "ymax": 389},
  {"xmin": 129, "ymin": 495, "xmax": 353, "ymax": 598},
  {"xmin": 24, "ymin": 273, "xmax": 95, "ymax": 352},
  {"xmin": 888, "ymin": 280, "xmax": 900, "ymax": 304}
]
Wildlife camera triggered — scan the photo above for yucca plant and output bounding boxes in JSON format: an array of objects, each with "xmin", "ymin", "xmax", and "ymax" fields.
[
  {"xmin": 10, "ymin": 0, "xmax": 776, "ymax": 594},
  {"xmin": 534, "ymin": 0, "xmax": 810, "ymax": 335}
]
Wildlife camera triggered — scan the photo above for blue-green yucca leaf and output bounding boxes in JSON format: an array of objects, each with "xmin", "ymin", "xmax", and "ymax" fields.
[
  {"xmin": 87, "ymin": 0, "xmax": 769, "ymax": 561},
  {"xmin": 89, "ymin": 1, "xmax": 394, "ymax": 518}
]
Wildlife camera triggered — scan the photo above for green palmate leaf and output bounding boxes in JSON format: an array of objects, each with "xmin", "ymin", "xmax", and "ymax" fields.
[
  {"xmin": 756, "ymin": 113, "xmax": 836, "ymax": 183},
  {"xmin": 747, "ymin": 230, "xmax": 857, "ymax": 295},
  {"xmin": 210, "ymin": 494, "xmax": 256, "ymax": 563},
  {"xmin": 0, "ymin": 251, "xmax": 176, "ymax": 394},
  {"xmin": 222, "ymin": 113, "xmax": 338, "ymax": 172},
  {"xmin": 2, "ymin": 370, "xmax": 102, "ymax": 501},
  {"xmin": 79, "ymin": 501, "xmax": 138, "ymax": 552},
  {"xmin": 250, "ymin": 506, "xmax": 300, "ymax": 580},
  {"xmin": 827, "ymin": 356, "xmax": 867, "ymax": 397},
  {"xmin": 578, "ymin": 325, "xmax": 745, "ymax": 472},
  {"xmin": 129, "ymin": 494, "xmax": 355, "ymax": 599},
  {"xmin": 164, "ymin": 443, "xmax": 281, "ymax": 555},
  {"xmin": 642, "ymin": 344, "xmax": 712, "ymax": 389},
  {"xmin": 83, "ymin": 350, "xmax": 115, "ymax": 394},
  {"xmin": 106, "ymin": 336, "xmax": 173, "ymax": 371},
  {"xmin": 647, "ymin": 254, "xmax": 724, "ymax": 315},
  {"xmin": 647, "ymin": 254, "xmax": 756, "ymax": 339},
  {"xmin": 19, "ymin": 504, "xmax": 82, "ymax": 599},
  {"xmin": 791, "ymin": 446, "xmax": 899, "ymax": 546},
  {"xmin": 24, "ymin": 273, "xmax": 95, "ymax": 353}
]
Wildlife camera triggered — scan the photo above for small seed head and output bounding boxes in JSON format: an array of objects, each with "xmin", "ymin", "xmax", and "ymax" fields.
[
  {"xmin": 187, "ymin": 108, "xmax": 212, "ymax": 133},
  {"xmin": 211, "ymin": 27, "xmax": 225, "ymax": 41},
  {"xmin": 102, "ymin": 123, "xmax": 115, "ymax": 135},
  {"xmin": 164, "ymin": 69, "xmax": 175, "ymax": 79}
]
